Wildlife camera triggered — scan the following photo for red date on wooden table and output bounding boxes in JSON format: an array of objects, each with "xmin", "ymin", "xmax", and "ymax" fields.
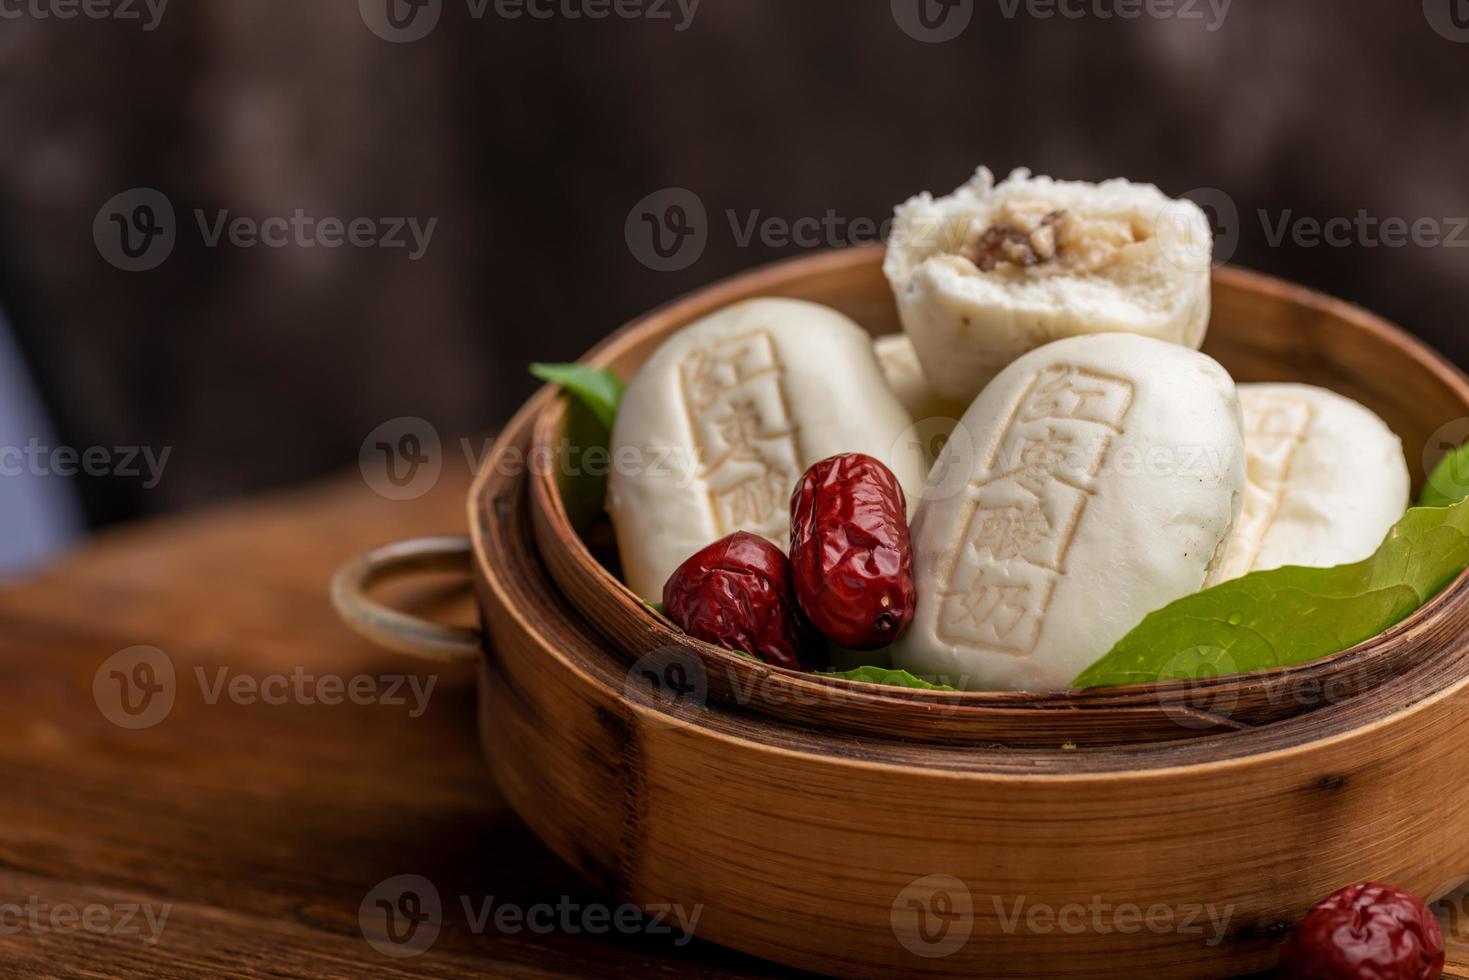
[
  {"xmin": 789, "ymin": 453, "xmax": 916, "ymax": 650},
  {"xmin": 1277, "ymin": 882, "xmax": 1445, "ymax": 980},
  {"xmin": 662, "ymin": 531, "xmax": 816, "ymax": 671}
]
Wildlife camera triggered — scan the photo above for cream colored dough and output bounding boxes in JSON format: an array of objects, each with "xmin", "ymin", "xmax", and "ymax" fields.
[
  {"xmin": 609, "ymin": 298, "xmax": 929, "ymax": 602},
  {"xmin": 884, "ymin": 167, "xmax": 1213, "ymax": 405},
  {"xmin": 1216, "ymin": 383, "xmax": 1408, "ymax": 581},
  {"xmin": 892, "ymin": 333, "xmax": 1245, "ymax": 691}
]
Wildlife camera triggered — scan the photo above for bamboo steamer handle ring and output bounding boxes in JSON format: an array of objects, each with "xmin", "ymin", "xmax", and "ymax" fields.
[{"xmin": 330, "ymin": 535, "xmax": 482, "ymax": 663}]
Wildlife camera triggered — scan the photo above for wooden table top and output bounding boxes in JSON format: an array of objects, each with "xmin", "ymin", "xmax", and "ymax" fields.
[
  {"xmin": 2, "ymin": 449, "xmax": 1464, "ymax": 978},
  {"xmin": 0, "ymin": 453, "xmax": 805, "ymax": 978}
]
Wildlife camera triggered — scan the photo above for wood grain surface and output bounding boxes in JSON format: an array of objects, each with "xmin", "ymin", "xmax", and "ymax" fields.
[
  {"xmin": 450, "ymin": 248, "xmax": 1469, "ymax": 977},
  {"xmin": 0, "ymin": 455, "xmax": 803, "ymax": 978},
  {"xmin": 9, "ymin": 251, "xmax": 1469, "ymax": 974},
  {"xmin": 479, "ymin": 369, "xmax": 1469, "ymax": 977},
  {"xmin": 3, "ymin": 452, "xmax": 1467, "ymax": 977}
]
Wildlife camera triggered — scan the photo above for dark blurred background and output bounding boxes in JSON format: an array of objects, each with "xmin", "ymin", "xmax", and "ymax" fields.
[{"xmin": 0, "ymin": 0, "xmax": 1466, "ymax": 564}]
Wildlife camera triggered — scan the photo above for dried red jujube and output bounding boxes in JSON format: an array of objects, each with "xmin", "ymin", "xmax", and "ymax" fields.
[
  {"xmin": 789, "ymin": 453, "xmax": 916, "ymax": 650},
  {"xmin": 661, "ymin": 531, "xmax": 815, "ymax": 671},
  {"xmin": 1277, "ymin": 882, "xmax": 1445, "ymax": 980}
]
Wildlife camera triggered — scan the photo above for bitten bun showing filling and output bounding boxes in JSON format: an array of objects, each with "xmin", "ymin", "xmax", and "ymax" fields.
[
  {"xmin": 1216, "ymin": 383, "xmax": 1410, "ymax": 581},
  {"xmin": 891, "ymin": 333, "xmax": 1246, "ymax": 692},
  {"xmin": 884, "ymin": 167, "xmax": 1214, "ymax": 405},
  {"xmin": 608, "ymin": 298, "xmax": 929, "ymax": 603}
]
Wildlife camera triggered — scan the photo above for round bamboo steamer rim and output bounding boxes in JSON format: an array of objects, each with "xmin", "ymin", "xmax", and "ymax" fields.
[
  {"xmin": 468, "ymin": 375, "xmax": 1469, "ymax": 978},
  {"xmin": 524, "ymin": 246, "xmax": 1469, "ymax": 748}
]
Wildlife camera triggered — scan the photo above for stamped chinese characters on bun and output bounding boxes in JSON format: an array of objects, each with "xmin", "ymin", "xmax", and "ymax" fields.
[
  {"xmin": 884, "ymin": 167, "xmax": 1214, "ymax": 405},
  {"xmin": 891, "ymin": 333, "xmax": 1246, "ymax": 691},
  {"xmin": 608, "ymin": 298, "xmax": 929, "ymax": 603},
  {"xmin": 1216, "ymin": 383, "xmax": 1410, "ymax": 581}
]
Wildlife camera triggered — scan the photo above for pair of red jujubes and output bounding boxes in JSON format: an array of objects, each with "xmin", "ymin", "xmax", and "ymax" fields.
[{"xmin": 661, "ymin": 454, "xmax": 916, "ymax": 669}]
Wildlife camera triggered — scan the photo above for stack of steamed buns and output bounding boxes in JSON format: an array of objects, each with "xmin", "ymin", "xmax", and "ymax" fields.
[{"xmin": 605, "ymin": 168, "xmax": 1409, "ymax": 691}]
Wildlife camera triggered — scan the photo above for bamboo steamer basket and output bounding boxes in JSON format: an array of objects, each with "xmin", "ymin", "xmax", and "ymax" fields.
[
  {"xmin": 334, "ymin": 246, "xmax": 1469, "ymax": 977},
  {"xmin": 527, "ymin": 248, "xmax": 1469, "ymax": 747}
]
